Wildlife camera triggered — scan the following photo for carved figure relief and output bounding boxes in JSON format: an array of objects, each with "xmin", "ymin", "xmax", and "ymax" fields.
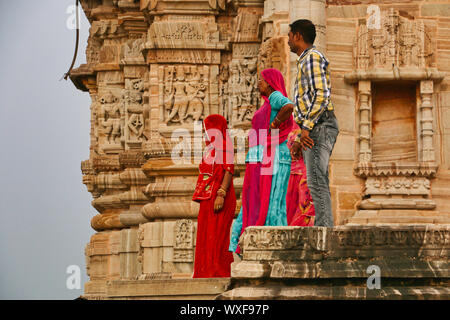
[
  {"xmin": 123, "ymin": 79, "xmax": 146, "ymax": 148},
  {"xmin": 355, "ymin": 9, "xmax": 433, "ymax": 70},
  {"xmin": 173, "ymin": 219, "xmax": 195, "ymax": 263},
  {"xmin": 229, "ymin": 57, "xmax": 259, "ymax": 126},
  {"xmin": 162, "ymin": 65, "xmax": 208, "ymax": 125},
  {"xmin": 122, "ymin": 36, "xmax": 145, "ymax": 63},
  {"xmin": 99, "ymin": 92, "xmax": 123, "ymax": 147}
]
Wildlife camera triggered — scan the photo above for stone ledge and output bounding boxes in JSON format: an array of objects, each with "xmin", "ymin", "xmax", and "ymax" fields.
[
  {"xmin": 105, "ymin": 278, "xmax": 231, "ymax": 300},
  {"xmin": 221, "ymin": 225, "xmax": 450, "ymax": 299},
  {"xmin": 218, "ymin": 282, "xmax": 450, "ymax": 300}
]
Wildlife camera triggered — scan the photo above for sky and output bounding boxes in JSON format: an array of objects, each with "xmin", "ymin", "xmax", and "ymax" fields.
[{"xmin": 0, "ymin": 1, "xmax": 96, "ymax": 299}]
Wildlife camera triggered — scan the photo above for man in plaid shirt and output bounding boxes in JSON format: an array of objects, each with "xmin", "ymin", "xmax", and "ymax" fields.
[{"xmin": 288, "ymin": 19, "xmax": 339, "ymax": 227}]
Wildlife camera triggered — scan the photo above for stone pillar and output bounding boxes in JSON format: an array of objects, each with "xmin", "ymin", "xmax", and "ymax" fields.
[
  {"xmin": 420, "ymin": 80, "xmax": 435, "ymax": 162},
  {"xmin": 358, "ymin": 81, "xmax": 372, "ymax": 163}
]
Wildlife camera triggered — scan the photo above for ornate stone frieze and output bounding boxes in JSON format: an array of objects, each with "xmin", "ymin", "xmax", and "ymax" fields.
[
  {"xmin": 240, "ymin": 226, "xmax": 450, "ymax": 258},
  {"xmin": 146, "ymin": 49, "xmax": 221, "ymax": 64},
  {"xmin": 146, "ymin": 21, "xmax": 224, "ymax": 49},
  {"xmin": 364, "ymin": 177, "xmax": 431, "ymax": 196},
  {"xmin": 354, "ymin": 162, "xmax": 438, "ymax": 178},
  {"xmin": 355, "ymin": 8, "xmax": 433, "ymax": 71}
]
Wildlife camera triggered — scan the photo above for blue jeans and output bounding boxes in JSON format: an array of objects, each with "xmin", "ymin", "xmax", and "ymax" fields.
[{"xmin": 301, "ymin": 110, "xmax": 339, "ymax": 227}]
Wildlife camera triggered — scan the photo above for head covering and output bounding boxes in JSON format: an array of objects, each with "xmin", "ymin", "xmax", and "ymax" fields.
[
  {"xmin": 203, "ymin": 114, "xmax": 234, "ymax": 165},
  {"xmin": 248, "ymin": 68, "xmax": 293, "ymax": 148},
  {"xmin": 193, "ymin": 114, "xmax": 234, "ymax": 202},
  {"xmin": 232, "ymin": 68, "xmax": 296, "ymax": 240}
]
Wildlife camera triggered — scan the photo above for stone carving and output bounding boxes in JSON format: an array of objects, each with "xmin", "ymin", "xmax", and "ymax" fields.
[
  {"xmin": 420, "ymin": 80, "xmax": 435, "ymax": 162},
  {"xmin": 98, "ymin": 91, "xmax": 124, "ymax": 152},
  {"xmin": 208, "ymin": 0, "xmax": 226, "ymax": 10},
  {"xmin": 355, "ymin": 9, "xmax": 433, "ymax": 70},
  {"xmin": 229, "ymin": 57, "xmax": 259, "ymax": 127},
  {"xmin": 86, "ymin": 37, "xmax": 102, "ymax": 65},
  {"xmin": 161, "ymin": 65, "xmax": 208, "ymax": 125},
  {"xmin": 90, "ymin": 20, "xmax": 125, "ymax": 39},
  {"xmin": 123, "ymin": 79, "xmax": 146, "ymax": 148},
  {"xmin": 365, "ymin": 177, "xmax": 431, "ymax": 196},
  {"xmin": 357, "ymin": 81, "xmax": 371, "ymax": 163},
  {"xmin": 173, "ymin": 219, "xmax": 195, "ymax": 262},
  {"xmin": 122, "ymin": 36, "xmax": 145, "ymax": 63},
  {"xmin": 241, "ymin": 226, "xmax": 450, "ymax": 253},
  {"xmin": 233, "ymin": 12, "xmax": 261, "ymax": 43},
  {"xmin": 147, "ymin": 22, "xmax": 221, "ymax": 49},
  {"xmin": 334, "ymin": 227, "xmax": 449, "ymax": 248},
  {"xmin": 147, "ymin": 49, "xmax": 221, "ymax": 64}
]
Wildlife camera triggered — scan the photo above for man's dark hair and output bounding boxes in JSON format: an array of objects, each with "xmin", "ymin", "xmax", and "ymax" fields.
[{"xmin": 289, "ymin": 19, "xmax": 316, "ymax": 44}]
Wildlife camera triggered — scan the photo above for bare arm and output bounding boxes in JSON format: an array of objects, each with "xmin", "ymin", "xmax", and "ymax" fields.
[
  {"xmin": 214, "ymin": 170, "xmax": 233, "ymax": 212},
  {"xmin": 270, "ymin": 103, "xmax": 294, "ymax": 129}
]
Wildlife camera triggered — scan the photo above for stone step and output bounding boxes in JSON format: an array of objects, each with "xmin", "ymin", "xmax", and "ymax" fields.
[
  {"xmin": 346, "ymin": 216, "xmax": 450, "ymax": 225},
  {"xmin": 102, "ymin": 278, "xmax": 230, "ymax": 300}
]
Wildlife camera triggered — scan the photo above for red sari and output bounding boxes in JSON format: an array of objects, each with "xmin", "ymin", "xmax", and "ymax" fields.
[{"xmin": 192, "ymin": 114, "xmax": 236, "ymax": 278}]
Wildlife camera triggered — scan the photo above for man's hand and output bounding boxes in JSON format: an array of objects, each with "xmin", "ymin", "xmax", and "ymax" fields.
[
  {"xmin": 214, "ymin": 195, "xmax": 224, "ymax": 212},
  {"xmin": 300, "ymin": 129, "xmax": 314, "ymax": 150}
]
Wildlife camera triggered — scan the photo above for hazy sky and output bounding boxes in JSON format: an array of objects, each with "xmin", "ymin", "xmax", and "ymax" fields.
[{"xmin": 0, "ymin": 1, "xmax": 96, "ymax": 299}]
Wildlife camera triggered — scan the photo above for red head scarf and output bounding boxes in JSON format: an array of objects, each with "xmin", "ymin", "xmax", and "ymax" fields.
[{"xmin": 193, "ymin": 114, "xmax": 234, "ymax": 202}]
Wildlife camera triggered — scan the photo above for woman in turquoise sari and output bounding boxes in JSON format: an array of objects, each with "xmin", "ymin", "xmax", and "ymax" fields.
[{"xmin": 229, "ymin": 68, "xmax": 295, "ymax": 254}]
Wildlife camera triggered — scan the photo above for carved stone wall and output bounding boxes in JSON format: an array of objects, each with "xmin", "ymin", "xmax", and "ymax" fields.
[
  {"xmin": 70, "ymin": 0, "xmax": 450, "ymax": 299},
  {"xmin": 218, "ymin": 225, "xmax": 450, "ymax": 299},
  {"xmin": 327, "ymin": 3, "xmax": 450, "ymax": 225}
]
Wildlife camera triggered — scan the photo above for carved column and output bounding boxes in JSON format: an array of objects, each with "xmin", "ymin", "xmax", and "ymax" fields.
[
  {"xmin": 420, "ymin": 80, "xmax": 435, "ymax": 162},
  {"xmin": 358, "ymin": 81, "xmax": 372, "ymax": 163}
]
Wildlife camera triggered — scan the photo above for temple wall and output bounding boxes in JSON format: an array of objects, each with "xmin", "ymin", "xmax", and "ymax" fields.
[
  {"xmin": 326, "ymin": 0, "xmax": 450, "ymax": 225},
  {"xmin": 69, "ymin": 0, "xmax": 450, "ymax": 299}
]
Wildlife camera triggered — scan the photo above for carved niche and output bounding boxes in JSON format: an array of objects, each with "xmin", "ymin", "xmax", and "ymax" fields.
[{"xmin": 345, "ymin": 9, "xmax": 445, "ymax": 215}]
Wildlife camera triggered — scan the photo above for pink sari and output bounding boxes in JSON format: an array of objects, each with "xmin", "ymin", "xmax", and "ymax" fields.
[
  {"xmin": 286, "ymin": 123, "xmax": 316, "ymax": 226},
  {"xmin": 237, "ymin": 68, "xmax": 293, "ymax": 253}
]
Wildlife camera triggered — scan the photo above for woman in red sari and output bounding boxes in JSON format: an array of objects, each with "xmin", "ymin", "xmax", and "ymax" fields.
[{"xmin": 192, "ymin": 114, "xmax": 236, "ymax": 278}]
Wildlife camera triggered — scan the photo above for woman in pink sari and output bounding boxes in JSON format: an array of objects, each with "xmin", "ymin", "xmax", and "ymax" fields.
[
  {"xmin": 286, "ymin": 124, "xmax": 316, "ymax": 226},
  {"xmin": 229, "ymin": 68, "xmax": 295, "ymax": 254}
]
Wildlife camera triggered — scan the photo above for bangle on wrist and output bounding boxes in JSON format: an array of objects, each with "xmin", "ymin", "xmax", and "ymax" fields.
[{"xmin": 217, "ymin": 188, "xmax": 226, "ymax": 197}]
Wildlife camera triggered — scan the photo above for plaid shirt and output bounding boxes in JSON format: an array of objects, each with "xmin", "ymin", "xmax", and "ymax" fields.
[{"xmin": 293, "ymin": 45, "xmax": 334, "ymax": 132}]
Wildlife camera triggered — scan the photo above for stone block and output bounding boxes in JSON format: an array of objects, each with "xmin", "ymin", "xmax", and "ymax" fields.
[
  {"xmin": 333, "ymin": 95, "xmax": 356, "ymax": 133},
  {"xmin": 327, "ymin": 5, "xmax": 368, "ymax": 19},
  {"xmin": 338, "ymin": 191, "xmax": 360, "ymax": 211},
  {"xmin": 331, "ymin": 133, "xmax": 356, "ymax": 161},
  {"xmin": 422, "ymin": 4, "xmax": 450, "ymax": 17}
]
